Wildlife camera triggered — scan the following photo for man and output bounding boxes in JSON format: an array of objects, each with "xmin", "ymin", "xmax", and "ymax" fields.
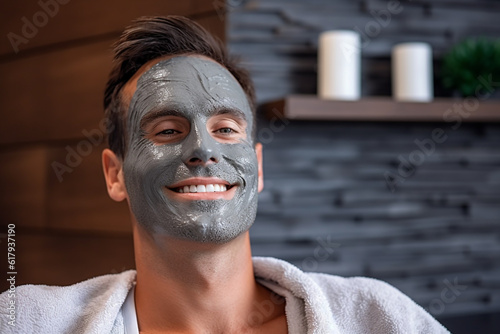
[{"xmin": 1, "ymin": 16, "xmax": 450, "ymax": 333}]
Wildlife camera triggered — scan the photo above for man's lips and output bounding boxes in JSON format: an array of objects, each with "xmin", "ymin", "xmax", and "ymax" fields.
[{"xmin": 165, "ymin": 177, "xmax": 237, "ymax": 200}]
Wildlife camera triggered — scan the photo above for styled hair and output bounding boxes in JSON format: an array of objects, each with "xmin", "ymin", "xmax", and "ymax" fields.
[{"xmin": 103, "ymin": 16, "xmax": 256, "ymax": 158}]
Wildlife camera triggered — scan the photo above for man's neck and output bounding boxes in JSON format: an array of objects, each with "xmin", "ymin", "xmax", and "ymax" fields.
[{"xmin": 132, "ymin": 226, "xmax": 286, "ymax": 333}]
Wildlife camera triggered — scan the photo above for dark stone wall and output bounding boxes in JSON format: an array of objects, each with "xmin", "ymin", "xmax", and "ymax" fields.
[
  {"xmin": 227, "ymin": 0, "xmax": 500, "ymax": 332},
  {"xmin": 250, "ymin": 120, "xmax": 500, "ymax": 323}
]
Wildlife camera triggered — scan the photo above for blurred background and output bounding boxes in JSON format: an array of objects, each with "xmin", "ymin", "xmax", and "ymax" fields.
[{"xmin": 1, "ymin": 1, "xmax": 500, "ymax": 333}]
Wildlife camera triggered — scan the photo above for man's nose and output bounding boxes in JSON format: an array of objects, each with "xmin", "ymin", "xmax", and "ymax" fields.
[{"xmin": 181, "ymin": 125, "xmax": 221, "ymax": 166}]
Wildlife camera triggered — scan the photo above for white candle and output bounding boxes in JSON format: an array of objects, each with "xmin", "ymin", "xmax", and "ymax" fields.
[
  {"xmin": 392, "ymin": 43, "xmax": 433, "ymax": 102},
  {"xmin": 318, "ymin": 30, "xmax": 361, "ymax": 100}
]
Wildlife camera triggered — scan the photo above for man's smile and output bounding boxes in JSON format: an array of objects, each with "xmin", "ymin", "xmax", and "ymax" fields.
[{"xmin": 165, "ymin": 177, "xmax": 238, "ymax": 200}]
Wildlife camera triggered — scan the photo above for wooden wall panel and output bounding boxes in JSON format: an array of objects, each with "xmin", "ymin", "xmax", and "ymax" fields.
[
  {"xmin": 0, "ymin": 146, "xmax": 47, "ymax": 228},
  {"xmin": 0, "ymin": 232, "xmax": 135, "ymax": 290},
  {"xmin": 47, "ymin": 142, "xmax": 131, "ymax": 233},
  {"xmin": 1, "ymin": 0, "xmax": 218, "ymax": 56},
  {"xmin": 0, "ymin": 40, "xmax": 112, "ymax": 145}
]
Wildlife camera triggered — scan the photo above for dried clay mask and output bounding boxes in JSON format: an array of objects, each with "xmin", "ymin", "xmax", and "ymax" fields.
[{"xmin": 123, "ymin": 56, "xmax": 259, "ymax": 244}]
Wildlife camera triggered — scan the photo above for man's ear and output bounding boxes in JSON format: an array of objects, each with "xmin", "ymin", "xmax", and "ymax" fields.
[
  {"xmin": 255, "ymin": 143, "xmax": 264, "ymax": 192},
  {"xmin": 102, "ymin": 149, "xmax": 128, "ymax": 202}
]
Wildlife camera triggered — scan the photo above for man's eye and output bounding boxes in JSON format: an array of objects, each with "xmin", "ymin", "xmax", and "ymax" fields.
[
  {"xmin": 156, "ymin": 129, "xmax": 179, "ymax": 136},
  {"xmin": 217, "ymin": 128, "xmax": 235, "ymax": 134}
]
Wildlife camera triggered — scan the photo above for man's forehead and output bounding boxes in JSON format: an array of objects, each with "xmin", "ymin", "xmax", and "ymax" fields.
[
  {"xmin": 122, "ymin": 54, "xmax": 241, "ymax": 108},
  {"xmin": 137, "ymin": 56, "xmax": 241, "ymax": 93}
]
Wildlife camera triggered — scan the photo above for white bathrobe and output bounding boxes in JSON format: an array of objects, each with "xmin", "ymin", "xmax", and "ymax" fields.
[{"xmin": 0, "ymin": 257, "xmax": 450, "ymax": 334}]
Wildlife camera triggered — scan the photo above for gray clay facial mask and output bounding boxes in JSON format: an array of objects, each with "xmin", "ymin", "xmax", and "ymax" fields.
[{"xmin": 123, "ymin": 56, "xmax": 259, "ymax": 243}]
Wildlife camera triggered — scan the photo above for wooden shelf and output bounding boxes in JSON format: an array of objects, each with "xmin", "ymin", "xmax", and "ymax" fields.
[{"xmin": 262, "ymin": 95, "xmax": 500, "ymax": 122}]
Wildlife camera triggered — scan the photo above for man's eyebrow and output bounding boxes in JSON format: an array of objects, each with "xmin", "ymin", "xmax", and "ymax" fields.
[
  {"xmin": 140, "ymin": 109, "xmax": 185, "ymax": 128},
  {"xmin": 213, "ymin": 108, "xmax": 248, "ymax": 123}
]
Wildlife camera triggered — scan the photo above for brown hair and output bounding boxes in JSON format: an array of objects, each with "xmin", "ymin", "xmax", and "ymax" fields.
[{"xmin": 104, "ymin": 16, "xmax": 256, "ymax": 158}]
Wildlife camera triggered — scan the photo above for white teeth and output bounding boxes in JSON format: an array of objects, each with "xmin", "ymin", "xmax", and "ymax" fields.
[{"xmin": 176, "ymin": 184, "xmax": 230, "ymax": 193}]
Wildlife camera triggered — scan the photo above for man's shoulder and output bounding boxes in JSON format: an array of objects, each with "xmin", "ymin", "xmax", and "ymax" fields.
[
  {"xmin": 306, "ymin": 272, "xmax": 450, "ymax": 333},
  {"xmin": 307, "ymin": 271, "xmax": 402, "ymax": 299},
  {"xmin": 253, "ymin": 257, "xmax": 449, "ymax": 333},
  {"xmin": 0, "ymin": 270, "xmax": 136, "ymax": 334},
  {"xmin": 9, "ymin": 269, "xmax": 135, "ymax": 294}
]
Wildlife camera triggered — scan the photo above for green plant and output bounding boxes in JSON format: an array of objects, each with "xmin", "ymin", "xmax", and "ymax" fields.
[{"xmin": 441, "ymin": 38, "xmax": 500, "ymax": 97}]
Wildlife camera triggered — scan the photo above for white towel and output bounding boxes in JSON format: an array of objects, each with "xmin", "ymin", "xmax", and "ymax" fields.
[
  {"xmin": 0, "ymin": 270, "xmax": 135, "ymax": 334},
  {"xmin": 253, "ymin": 257, "xmax": 451, "ymax": 334},
  {"xmin": 0, "ymin": 257, "xmax": 450, "ymax": 333}
]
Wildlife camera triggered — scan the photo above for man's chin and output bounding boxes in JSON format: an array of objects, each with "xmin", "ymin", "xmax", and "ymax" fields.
[{"xmin": 159, "ymin": 220, "xmax": 252, "ymax": 244}]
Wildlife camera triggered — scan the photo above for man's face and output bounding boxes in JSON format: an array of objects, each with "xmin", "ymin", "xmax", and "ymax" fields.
[{"xmin": 122, "ymin": 56, "xmax": 261, "ymax": 243}]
